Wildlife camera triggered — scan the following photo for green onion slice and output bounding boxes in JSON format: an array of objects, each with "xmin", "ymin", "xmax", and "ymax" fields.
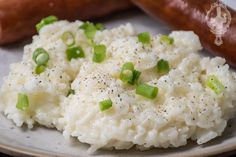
[
  {"xmin": 136, "ymin": 83, "xmax": 158, "ymax": 99},
  {"xmin": 35, "ymin": 52, "xmax": 49, "ymax": 66},
  {"xmin": 206, "ymin": 75, "xmax": 224, "ymax": 94},
  {"xmin": 130, "ymin": 70, "xmax": 141, "ymax": 85},
  {"xmin": 79, "ymin": 22, "xmax": 96, "ymax": 39},
  {"xmin": 84, "ymin": 24, "xmax": 97, "ymax": 40},
  {"xmin": 36, "ymin": 15, "xmax": 58, "ymax": 32},
  {"xmin": 61, "ymin": 31, "xmax": 75, "ymax": 47},
  {"xmin": 35, "ymin": 65, "xmax": 46, "ymax": 74},
  {"xmin": 120, "ymin": 62, "xmax": 141, "ymax": 85},
  {"xmin": 33, "ymin": 48, "xmax": 49, "ymax": 66},
  {"xmin": 33, "ymin": 48, "xmax": 49, "ymax": 74},
  {"xmin": 95, "ymin": 23, "xmax": 105, "ymax": 30},
  {"xmin": 120, "ymin": 62, "xmax": 134, "ymax": 83},
  {"xmin": 138, "ymin": 32, "xmax": 151, "ymax": 44},
  {"xmin": 93, "ymin": 44, "xmax": 106, "ymax": 63},
  {"xmin": 79, "ymin": 22, "xmax": 90, "ymax": 30},
  {"xmin": 157, "ymin": 59, "xmax": 170, "ymax": 74},
  {"xmin": 33, "ymin": 48, "xmax": 46, "ymax": 63},
  {"xmin": 99, "ymin": 99, "xmax": 112, "ymax": 111},
  {"xmin": 66, "ymin": 46, "xmax": 85, "ymax": 61},
  {"xmin": 80, "ymin": 22, "xmax": 105, "ymax": 40},
  {"xmin": 160, "ymin": 35, "xmax": 174, "ymax": 45},
  {"xmin": 16, "ymin": 93, "xmax": 29, "ymax": 111}
]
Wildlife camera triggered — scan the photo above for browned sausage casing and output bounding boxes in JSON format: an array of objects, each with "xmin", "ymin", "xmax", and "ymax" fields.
[
  {"xmin": 0, "ymin": 0, "xmax": 132, "ymax": 45},
  {"xmin": 132, "ymin": 0, "xmax": 236, "ymax": 67}
]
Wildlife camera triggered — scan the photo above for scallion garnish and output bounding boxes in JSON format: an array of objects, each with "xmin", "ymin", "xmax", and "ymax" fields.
[
  {"xmin": 35, "ymin": 51, "xmax": 49, "ymax": 66},
  {"xmin": 157, "ymin": 59, "xmax": 170, "ymax": 74},
  {"xmin": 120, "ymin": 62, "xmax": 134, "ymax": 83},
  {"xmin": 79, "ymin": 22, "xmax": 90, "ymax": 30},
  {"xmin": 33, "ymin": 48, "xmax": 47, "ymax": 63},
  {"xmin": 80, "ymin": 22, "xmax": 105, "ymax": 40},
  {"xmin": 61, "ymin": 31, "xmax": 75, "ymax": 47},
  {"xmin": 206, "ymin": 75, "xmax": 224, "ymax": 94},
  {"xmin": 33, "ymin": 48, "xmax": 49, "ymax": 66},
  {"xmin": 99, "ymin": 99, "xmax": 112, "ymax": 111},
  {"xmin": 84, "ymin": 24, "xmax": 97, "ymax": 40},
  {"xmin": 136, "ymin": 83, "xmax": 158, "ymax": 99},
  {"xmin": 35, "ymin": 65, "xmax": 46, "ymax": 74},
  {"xmin": 130, "ymin": 70, "xmax": 141, "ymax": 85},
  {"xmin": 36, "ymin": 15, "xmax": 58, "ymax": 32},
  {"xmin": 138, "ymin": 32, "xmax": 151, "ymax": 44},
  {"xmin": 95, "ymin": 23, "xmax": 105, "ymax": 30},
  {"xmin": 33, "ymin": 48, "xmax": 49, "ymax": 74},
  {"xmin": 16, "ymin": 93, "xmax": 29, "ymax": 111},
  {"xmin": 93, "ymin": 44, "xmax": 106, "ymax": 63},
  {"xmin": 79, "ymin": 22, "xmax": 96, "ymax": 40},
  {"xmin": 120, "ymin": 62, "xmax": 141, "ymax": 85},
  {"xmin": 66, "ymin": 46, "xmax": 85, "ymax": 61},
  {"xmin": 160, "ymin": 35, "xmax": 174, "ymax": 45}
]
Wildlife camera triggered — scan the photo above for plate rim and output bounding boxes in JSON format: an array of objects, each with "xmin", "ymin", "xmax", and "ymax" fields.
[{"xmin": 1, "ymin": 138, "xmax": 236, "ymax": 157}]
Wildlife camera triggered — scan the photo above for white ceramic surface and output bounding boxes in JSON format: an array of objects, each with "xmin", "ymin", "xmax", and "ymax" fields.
[{"xmin": 0, "ymin": 1, "xmax": 236, "ymax": 157}]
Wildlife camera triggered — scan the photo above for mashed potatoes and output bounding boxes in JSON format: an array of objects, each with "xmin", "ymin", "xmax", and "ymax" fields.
[{"xmin": 0, "ymin": 20, "xmax": 236, "ymax": 152}]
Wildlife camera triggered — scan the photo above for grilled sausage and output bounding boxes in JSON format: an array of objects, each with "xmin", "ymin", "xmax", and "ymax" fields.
[
  {"xmin": 0, "ymin": 0, "xmax": 132, "ymax": 45},
  {"xmin": 132, "ymin": 0, "xmax": 236, "ymax": 67}
]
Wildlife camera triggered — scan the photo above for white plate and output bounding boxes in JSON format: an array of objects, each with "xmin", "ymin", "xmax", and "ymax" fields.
[{"xmin": 1, "ymin": 4, "xmax": 236, "ymax": 157}]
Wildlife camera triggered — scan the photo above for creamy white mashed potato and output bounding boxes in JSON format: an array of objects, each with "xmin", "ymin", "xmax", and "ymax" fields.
[{"xmin": 0, "ymin": 20, "xmax": 236, "ymax": 152}]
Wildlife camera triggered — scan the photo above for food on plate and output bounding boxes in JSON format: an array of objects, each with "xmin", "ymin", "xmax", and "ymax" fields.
[
  {"xmin": 0, "ymin": 18, "xmax": 236, "ymax": 153},
  {"xmin": 0, "ymin": 0, "xmax": 132, "ymax": 45},
  {"xmin": 132, "ymin": 0, "xmax": 236, "ymax": 67}
]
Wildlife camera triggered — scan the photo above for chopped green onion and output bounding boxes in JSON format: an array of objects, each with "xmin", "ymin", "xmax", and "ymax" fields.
[
  {"xmin": 36, "ymin": 22, "xmax": 45, "ymax": 33},
  {"xmin": 99, "ymin": 99, "xmax": 112, "ymax": 111},
  {"xmin": 61, "ymin": 31, "xmax": 75, "ymax": 47},
  {"xmin": 87, "ymin": 38, "xmax": 95, "ymax": 46},
  {"xmin": 121, "ymin": 70, "xmax": 133, "ymax": 83},
  {"xmin": 35, "ymin": 65, "xmax": 46, "ymax": 74},
  {"xmin": 79, "ymin": 22, "xmax": 97, "ymax": 39},
  {"xmin": 157, "ymin": 59, "xmax": 170, "ymax": 74},
  {"xmin": 120, "ymin": 62, "xmax": 141, "ymax": 85},
  {"xmin": 206, "ymin": 75, "xmax": 224, "ymax": 94},
  {"xmin": 67, "ymin": 89, "xmax": 75, "ymax": 97},
  {"xmin": 93, "ymin": 44, "xmax": 106, "ymax": 63},
  {"xmin": 33, "ymin": 48, "xmax": 49, "ymax": 74},
  {"xmin": 120, "ymin": 62, "xmax": 134, "ymax": 83},
  {"xmin": 43, "ymin": 16, "xmax": 58, "ymax": 24},
  {"xmin": 130, "ymin": 70, "xmax": 141, "ymax": 85},
  {"xmin": 138, "ymin": 32, "xmax": 151, "ymax": 44},
  {"xmin": 95, "ymin": 23, "xmax": 105, "ymax": 30},
  {"xmin": 136, "ymin": 83, "xmax": 158, "ymax": 99},
  {"xmin": 66, "ymin": 46, "xmax": 85, "ymax": 61},
  {"xmin": 16, "ymin": 93, "xmax": 29, "ymax": 111},
  {"xmin": 33, "ymin": 48, "xmax": 47, "ymax": 63},
  {"xmin": 33, "ymin": 48, "xmax": 49, "ymax": 66},
  {"xmin": 122, "ymin": 62, "xmax": 134, "ymax": 71},
  {"xmin": 36, "ymin": 15, "xmax": 58, "ymax": 32},
  {"xmin": 84, "ymin": 25, "xmax": 97, "ymax": 40},
  {"xmin": 35, "ymin": 52, "xmax": 49, "ymax": 66},
  {"xmin": 80, "ymin": 22, "xmax": 105, "ymax": 40},
  {"xmin": 79, "ymin": 22, "xmax": 90, "ymax": 30},
  {"xmin": 160, "ymin": 35, "xmax": 174, "ymax": 45}
]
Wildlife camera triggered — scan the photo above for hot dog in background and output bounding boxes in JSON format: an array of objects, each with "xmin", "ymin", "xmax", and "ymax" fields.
[{"xmin": 132, "ymin": 0, "xmax": 236, "ymax": 67}]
